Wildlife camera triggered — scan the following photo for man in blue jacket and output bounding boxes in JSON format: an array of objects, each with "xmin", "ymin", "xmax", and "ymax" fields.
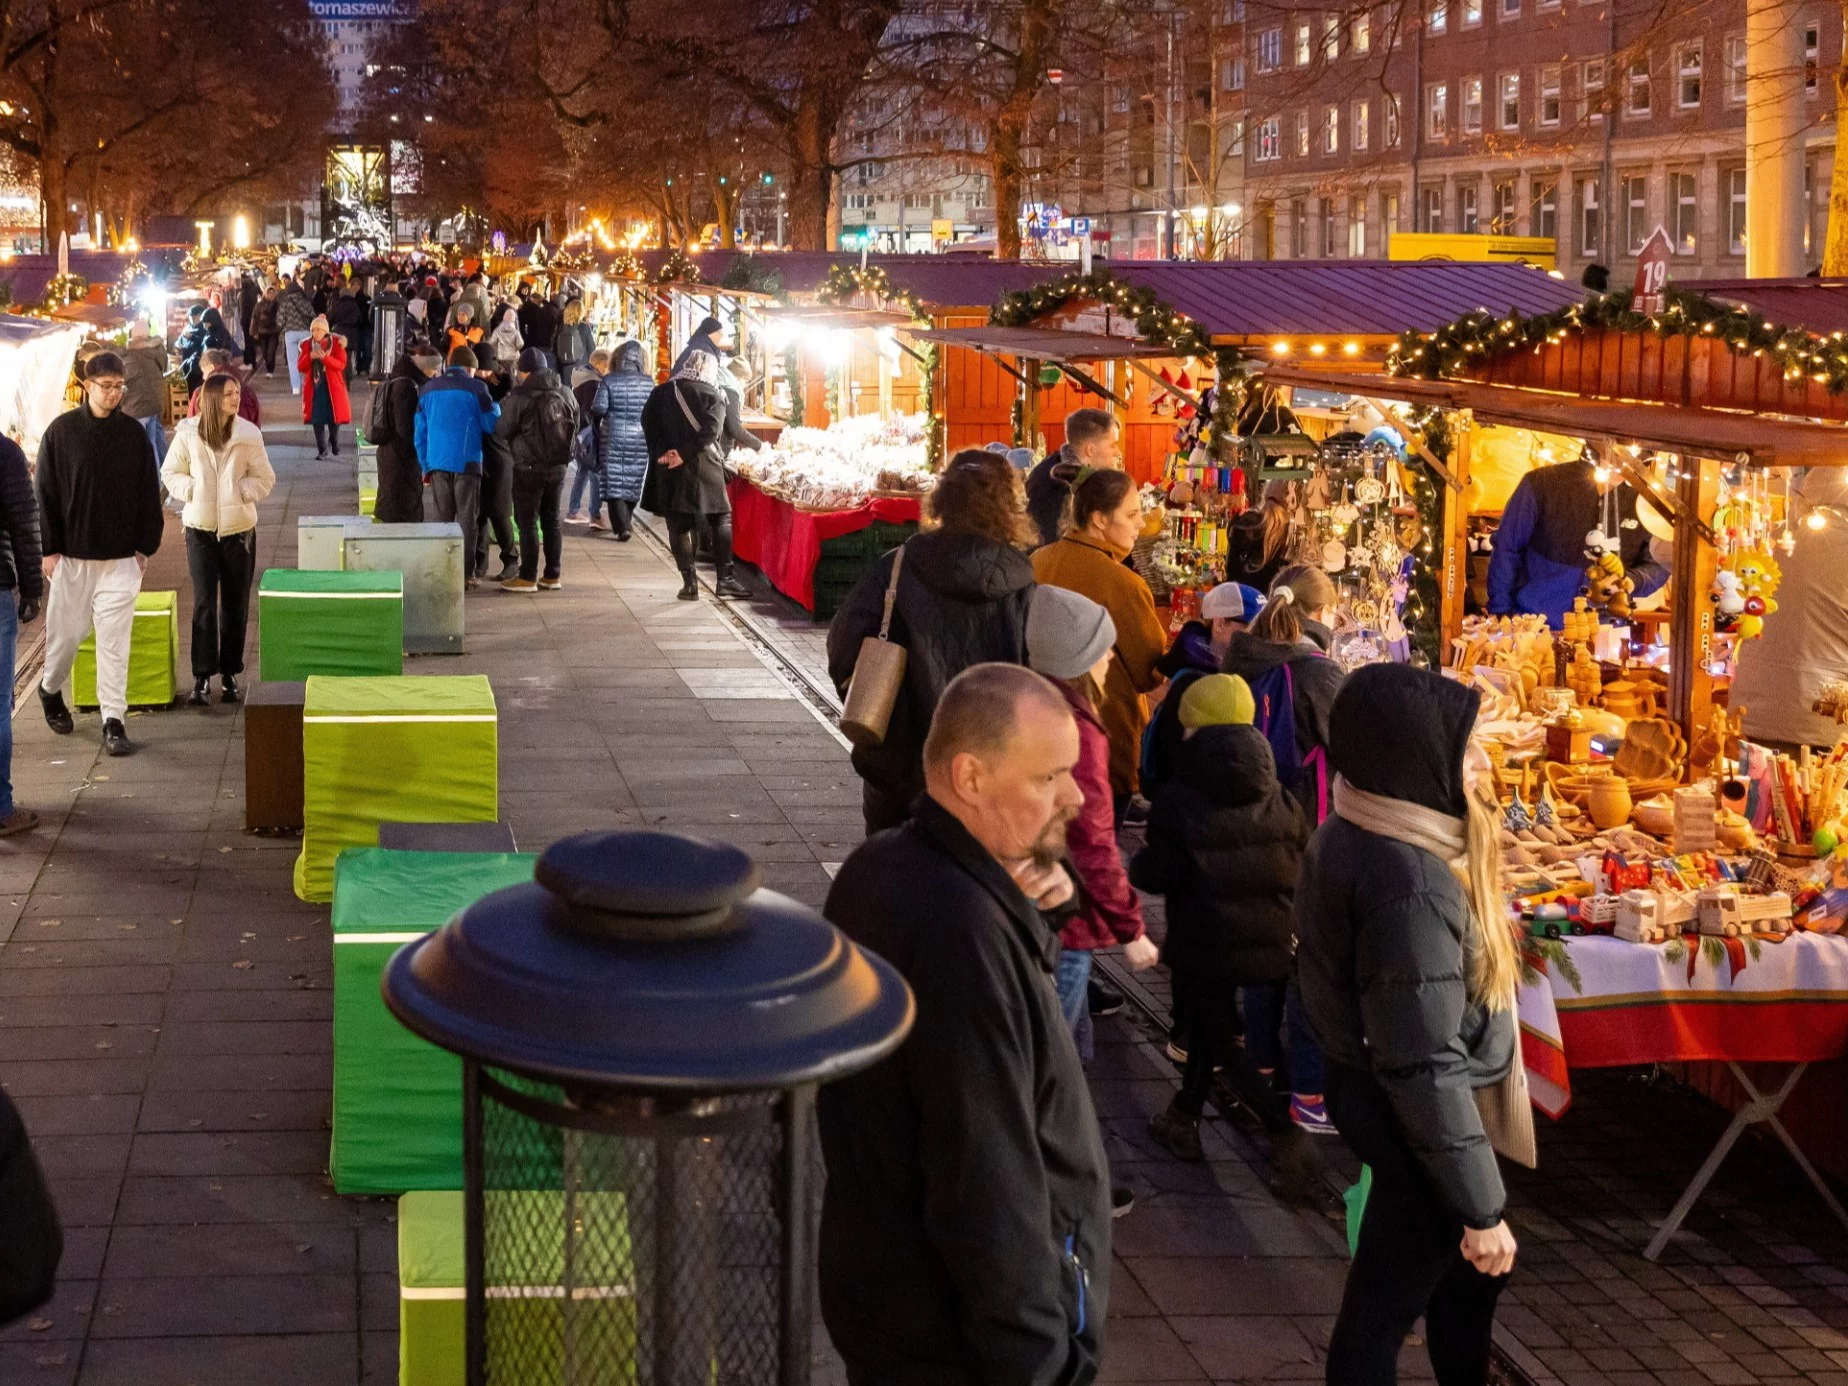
[
  {"xmin": 1487, "ymin": 455, "xmax": 1666, "ymax": 629},
  {"xmin": 415, "ymin": 346, "xmax": 500, "ymax": 587}
]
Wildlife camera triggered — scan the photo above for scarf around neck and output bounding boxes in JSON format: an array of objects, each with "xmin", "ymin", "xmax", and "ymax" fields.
[{"xmin": 1332, "ymin": 775, "xmax": 1466, "ymax": 868}]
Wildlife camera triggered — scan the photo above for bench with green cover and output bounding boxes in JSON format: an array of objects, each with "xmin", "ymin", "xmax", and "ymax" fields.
[
  {"xmin": 71, "ymin": 589, "xmax": 179, "ymax": 709},
  {"xmin": 257, "ymin": 569, "xmax": 404, "ymax": 680}
]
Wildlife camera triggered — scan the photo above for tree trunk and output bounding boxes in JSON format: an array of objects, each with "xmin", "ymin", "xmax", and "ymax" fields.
[
  {"xmin": 992, "ymin": 124, "xmax": 1024, "ymax": 260},
  {"xmin": 786, "ymin": 94, "xmax": 832, "ymax": 251},
  {"xmin": 39, "ymin": 151, "xmax": 66, "ymax": 250},
  {"xmin": 715, "ymin": 182, "xmax": 737, "ymax": 248},
  {"xmin": 1826, "ymin": 18, "xmax": 1848, "ymax": 275}
]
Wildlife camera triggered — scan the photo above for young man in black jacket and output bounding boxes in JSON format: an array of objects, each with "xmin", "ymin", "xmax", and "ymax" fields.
[
  {"xmin": 0, "ymin": 433, "xmax": 42, "ymax": 833},
  {"xmin": 37, "ymin": 352, "xmax": 166, "ymax": 757},
  {"xmin": 493, "ymin": 348, "xmax": 577, "ymax": 591},
  {"xmin": 818, "ymin": 663, "xmax": 1111, "ymax": 1386}
]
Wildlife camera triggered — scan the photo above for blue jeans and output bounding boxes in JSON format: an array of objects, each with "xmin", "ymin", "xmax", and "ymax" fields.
[
  {"xmin": 0, "ymin": 598, "xmax": 17, "ymax": 818},
  {"xmin": 1243, "ymin": 979, "xmax": 1325, "ymax": 1096},
  {"xmin": 1054, "ymin": 946, "xmax": 1095, "ymax": 1065},
  {"xmin": 135, "ymin": 415, "xmax": 165, "ymax": 465},
  {"xmin": 568, "ymin": 463, "xmax": 602, "ymax": 516}
]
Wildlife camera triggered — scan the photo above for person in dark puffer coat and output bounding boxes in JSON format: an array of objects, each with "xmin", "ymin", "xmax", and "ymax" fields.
[
  {"xmin": 591, "ymin": 340, "xmax": 651, "ymax": 540},
  {"xmin": 1296, "ymin": 663, "xmax": 1520, "ymax": 1386},
  {"xmin": 827, "ymin": 450, "xmax": 1037, "ymax": 835},
  {"xmin": 1132, "ymin": 674, "xmax": 1311, "ymax": 1158}
]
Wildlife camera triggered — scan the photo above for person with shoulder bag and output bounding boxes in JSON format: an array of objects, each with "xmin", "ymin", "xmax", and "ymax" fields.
[
  {"xmin": 639, "ymin": 353, "xmax": 743, "ymax": 600},
  {"xmin": 162, "ymin": 373, "xmax": 276, "ymax": 706}
]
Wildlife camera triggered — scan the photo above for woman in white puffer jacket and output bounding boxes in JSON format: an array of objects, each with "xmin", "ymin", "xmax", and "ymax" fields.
[{"xmin": 161, "ymin": 374, "xmax": 275, "ymax": 706}]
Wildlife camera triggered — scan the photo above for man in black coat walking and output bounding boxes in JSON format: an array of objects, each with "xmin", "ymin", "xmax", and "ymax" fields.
[
  {"xmin": 818, "ymin": 662, "xmax": 1111, "ymax": 1386},
  {"xmin": 493, "ymin": 348, "xmax": 577, "ymax": 590}
]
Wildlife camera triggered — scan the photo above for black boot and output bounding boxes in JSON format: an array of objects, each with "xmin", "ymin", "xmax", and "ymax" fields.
[
  {"xmin": 677, "ymin": 570, "xmax": 699, "ymax": 601},
  {"xmin": 1148, "ymin": 1103, "xmax": 1205, "ymax": 1162},
  {"xmin": 38, "ymin": 687, "xmax": 72, "ymax": 735},
  {"xmin": 188, "ymin": 677, "xmax": 211, "ymax": 707},
  {"xmin": 220, "ymin": 675, "xmax": 241, "ymax": 704},
  {"xmin": 715, "ymin": 565, "xmax": 752, "ymax": 599},
  {"xmin": 712, "ymin": 521, "xmax": 750, "ymax": 598},
  {"xmin": 102, "ymin": 719, "xmax": 136, "ymax": 757}
]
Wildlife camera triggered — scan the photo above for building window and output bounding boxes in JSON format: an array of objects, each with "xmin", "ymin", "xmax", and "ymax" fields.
[
  {"xmin": 1501, "ymin": 0, "xmax": 1519, "ymax": 16},
  {"xmin": 1230, "ymin": 119, "xmax": 1246, "ymax": 155},
  {"xmin": 1727, "ymin": 167, "xmax": 1746, "ymax": 252},
  {"xmin": 1321, "ymin": 12, "xmax": 1340, "ymax": 60},
  {"xmin": 1460, "ymin": 184, "xmax": 1479, "ymax": 233},
  {"xmin": 1582, "ymin": 58, "xmax": 1605, "ymax": 121},
  {"xmin": 1111, "ymin": 83, "xmax": 1130, "ymax": 113},
  {"xmin": 1807, "ymin": 23, "xmax": 1820, "ymax": 93},
  {"xmin": 1428, "ymin": 0, "xmax": 1447, "ymax": 34},
  {"xmin": 1671, "ymin": 170, "xmax": 1697, "ymax": 253},
  {"xmin": 1353, "ymin": 98, "xmax": 1371, "ymax": 151},
  {"xmin": 1532, "ymin": 179, "xmax": 1557, "ymax": 239},
  {"xmin": 1536, "ymin": 0, "xmax": 1558, "ymax": 12},
  {"xmin": 1257, "ymin": 28, "xmax": 1282, "ymax": 73},
  {"xmin": 1322, "ymin": 197, "xmax": 1338, "ymax": 255},
  {"xmin": 1385, "ymin": 93, "xmax": 1402, "ymax": 146},
  {"xmin": 1323, "ymin": 105, "xmax": 1340, "ymax": 152},
  {"xmin": 1498, "ymin": 72, "xmax": 1520, "ymax": 129},
  {"xmin": 1462, "ymin": 76, "xmax": 1483, "ymax": 134},
  {"xmin": 1349, "ymin": 196, "xmax": 1368, "ymax": 255},
  {"xmin": 1463, "ymin": 0, "xmax": 1483, "ymax": 24},
  {"xmin": 1580, "ymin": 177, "xmax": 1602, "ymax": 257},
  {"xmin": 1291, "ymin": 198, "xmax": 1308, "ymax": 256},
  {"xmin": 1385, "ymin": 190, "xmax": 1402, "ymax": 240},
  {"xmin": 1626, "ymin": 58, "xmax": 1651, "ymax": 116},
  {"xmin": 1623, "ymin": 173, "xmax": 1648, "ymax": 251},
  {"xmin": 1422, "ymin": 185, "xmax": 1444, "ymax": 233},
  {"xmin": 1222, "ymin": 56, "xmax": 1245, "ymax": 90},
  {"xmin": 1726, "ymin": 34, "xmax": 1746, "ymax": 104},
  {"xmin": 1427, "ymin": 82, "xmax": 1448, "ymax": 140},
  {"xmin": 1294, "ymin": 19, "xmax": 1312, "ymax": 65},
  {"xmin": 1352, "ymin": 10, "xmax": 1371, "ymax": 54},
  {"xmin": 1493, "ymin": 180, "xmax": 1516, "ymax": 232},
  {"xmin": 1257, "ymin": 116, "xmax": 1280, "ymax": 160},
  {"xmin": 1676, "ymin": 42, "xmax": 1701, "ymax": 108},
  {"xmin": 1296, "ymin": 109, "xmax": 1311, "ymax": 155},
  {"xmin": 1540, "ymin": 65, "xmax": 1561, "ymax": 125},
  {"xmin": 1806, "ymin": 161, "xmax": 1814, "ymax": 253}
]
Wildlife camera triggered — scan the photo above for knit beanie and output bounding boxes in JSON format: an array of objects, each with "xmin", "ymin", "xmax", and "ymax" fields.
[
  {"xmin": 1180, "ymin": 673, "xmax": 1256, "ymax": 730},
  {"xmin": 1026, "ymin": 586, "xmax": 1117, "ymax": 680}
]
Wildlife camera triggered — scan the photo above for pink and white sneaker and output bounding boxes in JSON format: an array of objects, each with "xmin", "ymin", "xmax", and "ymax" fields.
[{"xmin": 1291, "ymin": 1095, "xmax": 1337, "ymax": 1135}]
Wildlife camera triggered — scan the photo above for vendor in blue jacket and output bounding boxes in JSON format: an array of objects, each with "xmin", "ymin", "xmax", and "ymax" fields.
[
  {"xmin": 414, "ymin": 346, "xmax": 500, "ymax": 587},
  {"xmin": 1487, "ymin": 452, "xmax": 1666, "ymax": 629}
]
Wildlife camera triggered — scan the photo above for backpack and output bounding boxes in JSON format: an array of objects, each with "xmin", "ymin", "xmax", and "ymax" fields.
[
  {"xmin": 530, "ymin": 388, "xmax": 577, "ymax": 466},
  {"xmin": 1247, "ymin": 660, "xmax": 1330, "ymax": 823},
  {"xmin": 574, "ymin": 421, "xmax": 600, "ymax": 473},
  {"xmin": 364, "ymin": 376, "xmax": 399, "ymax": 447},
  {"xmin": 1138, "ymin": 667, "xmax": 1206, "ymax": 798}
]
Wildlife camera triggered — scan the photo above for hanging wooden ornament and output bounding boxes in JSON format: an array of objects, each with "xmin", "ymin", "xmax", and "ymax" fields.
[{"xmin": 1322, "ymin": 538, "xmax": 1348, "ymax": 572}]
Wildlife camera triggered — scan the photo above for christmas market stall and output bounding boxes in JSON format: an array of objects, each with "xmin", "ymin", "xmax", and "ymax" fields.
[{"xmin": 1265, "ymin": 282, "xmax": 1848, "ymax": 1257}]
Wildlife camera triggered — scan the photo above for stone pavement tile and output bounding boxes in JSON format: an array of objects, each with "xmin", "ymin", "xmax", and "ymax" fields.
[
  {"xmin": 1096, "ymin": 1314, "xmax": 1211, "ymax": 1381},
  {"xmin": 0, "ymin": 1026, "xmax": 160, "ymax": 1062},
  {"xmin": 113, "ymin": 1174, "xmax": 347, "ymax": 1227},
  {"xmin": 1125, "ymin": 1256, "xmax": 1348, "ymax": 1317},
  {"xmin": 102, "ymin": 1221, "xmax": 357, "ymax": 1279},
  {"xmin": 154, "ymin": 1020, "xmax": 330, "ymax": 1057},
  {"xmin": 12, "ymin": 1095, "xmax": 142, "ymax": 1137},
  {"xmin": 75, "ymin": 1331, "xmax": 357, "ymax": 1386},
  {"xmin": 4, "ymin": 938, "xmax": 183, "ymax": 969},
  {"xmin": 128, "ymin": 1130, "xmax": 333, "ymax": 1178},
  {"xmin": 56, "ymin": 1227, "xmax": 109, "ymax": 1282},
  {"xmin": 0, "ymin": 1058, "xmax": 152, "ymax": 1097},
  {"xmin": 1111, "ymin": 1200, "xmax": 1328, "ymax": 1260},
  {"xmin": 166, "ymin": 960, "xmax": 330, "ymax": 993},
  {"xmin": 1170, "ymin": 1315, "xmax": 1323, "ymax": 1379},
  {"xmin": 133, "ymin": 1088, "xmax": 328, "ymax": 1133},
  {"xmin": 162, "ymin": 988, "xmax": 330, "ymax": 1023},
  {"xmin": 359, "ymin": 1269, "xmax": 396, "ymax": 1333},
  {"xmin": 0, "ymin": 1279, "xmax": 96, "ymax": 1340}
]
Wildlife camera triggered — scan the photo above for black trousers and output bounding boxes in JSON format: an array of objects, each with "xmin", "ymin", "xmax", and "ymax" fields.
[
  {"xmin": 185, "ymin": 528, "xmax": 255, "ymax": 679},
  {"xmin": 475, "ymin": 454, "xmax": 517, "ymax": 574},
  {"xmin": 606, "ymin": 496, "xmax": 634, "ymax": 539},
  {"xmin": 1168, "ymin": 970, "xmax": 1294, "ymax": 1133},
  {"xmin": 312, "ymin": 423, "xmax": 341, "ymax": 455},
  {"xmin": 666, "ymin": 511, "xmax": 731, "ymax": 574},
  {"xmin": 255, "ymin": 333, "xmax": 279, "ymax": 373},
  {"xmin": 512, "ymin": 471, "xmax": 563, "ymax": 581},
  {"xmin": 1325, "ymin": 1064, "xmax": 1510, "ymax": 1385}
]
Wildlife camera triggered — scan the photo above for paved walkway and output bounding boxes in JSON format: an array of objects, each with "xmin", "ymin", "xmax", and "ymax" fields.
[{"xmin": 0, "ymin": 376, "xmax": 1843, "ymax": 1384}]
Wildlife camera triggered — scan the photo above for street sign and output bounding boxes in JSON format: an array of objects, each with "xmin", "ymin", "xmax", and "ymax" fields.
[
  {"xmin": 1633, "ymin": 226, "xmax": 1673, "ymax": 314},
  {"xmin": 931, "ymin": 218, "xmax": 954, "ymax": 245},
  {"xmin": 1072, "ymin": 217, "xmax": 1091, "ymax": 234}
]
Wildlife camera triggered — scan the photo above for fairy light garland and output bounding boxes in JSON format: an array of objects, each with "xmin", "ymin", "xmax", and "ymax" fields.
[
  {"xmin": 816, "ymin": 263, "xmax": 941, "ymax": 467},
  {"xmin": 654, "ymin": 249, "xmax": 702, "ymax": 286}
]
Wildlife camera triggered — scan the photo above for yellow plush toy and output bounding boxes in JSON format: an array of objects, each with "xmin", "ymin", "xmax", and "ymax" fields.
[
  {"xmin": 1724, "ymin": 548, "xmax": 1782, "ymax": 640},
  {"xmin": 1583, "ymin": 551, "xmax": 1635, "ymax": 620}
]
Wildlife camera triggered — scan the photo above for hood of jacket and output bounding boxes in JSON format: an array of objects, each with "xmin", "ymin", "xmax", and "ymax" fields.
[
  {"xmin": 389, "ymin": 354, "xmax": 426, "ymax": 385},
  {"xmin": 905, "ymin": 528, "xmax": 1035, "ymax": 603},
  {"xmin": 1329, "ymin": 663, "xmax": 1479, "ymax": 818},
  {"xmin": 1175, "ymin": 723, "xmax": 1281, "ymax": 808},
  {"xmin": 1164, "ymin": 620, "xmax": 1220, "ymax": 675},
  {"xmin": 612, "ymin": 340, "xmax": 647, "ymax": 375},
  {"xmin": 1221, "ymin": 629, "xmax": 1318, "ymax": 679},
  {"xmin": 515, "ymin": 367, "xmax": 564, "ymax": 397}
]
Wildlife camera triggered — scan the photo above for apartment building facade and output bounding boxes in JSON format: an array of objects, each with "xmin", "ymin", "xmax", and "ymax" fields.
[{"xmin": 1238, "ymin": 0, "xmax": 1843, "ymax": 280}]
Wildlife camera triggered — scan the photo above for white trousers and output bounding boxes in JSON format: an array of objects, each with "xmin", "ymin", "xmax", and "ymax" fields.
[
  {"xmin": 41, "ymin": 556, "xmax": 143, "ymax": 723},
  {"xmin": 283, "ymin": 330, "xmax": 311, "ymax": 394}
]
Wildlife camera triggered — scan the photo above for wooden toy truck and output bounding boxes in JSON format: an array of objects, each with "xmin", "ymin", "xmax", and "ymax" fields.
[
  {"xmin": 1696, "ymin": 887, "xmax": 1795, "ymax": 937},
  {"xmin": 1616, "ymin": 889, "xmax": 1693, "ymax": 944}
]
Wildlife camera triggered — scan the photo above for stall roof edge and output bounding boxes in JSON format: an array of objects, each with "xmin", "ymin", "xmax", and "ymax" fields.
[
  {"xmin": 907, "ymin": 323, "xmax": 1180, "ymax": 361},
  {"xmin": 1692, "ymin": 278, "xmax": 1848, "ymax": 335}
]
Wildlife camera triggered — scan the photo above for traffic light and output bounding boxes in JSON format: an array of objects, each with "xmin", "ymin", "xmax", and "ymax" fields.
[{"xmin": 762, "ymin": 172, "xmax": 774, "ymax": 185}]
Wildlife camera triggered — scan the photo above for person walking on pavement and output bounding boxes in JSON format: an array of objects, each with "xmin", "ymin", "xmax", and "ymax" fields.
[
  {"xmin": 415, "ymin": 345, "xmax": 500, "ymax": 588},
  {"xmin": 36, "ymin": 351, "xmax": 166, "ymax": 758},
  {"xmin": 818, "ymin": 663, "xmax": 1111, "ymax": 1386},
  {"xmin": 1296, "ymin": 663, "xmax": 1521, "ymax": 1385},
  {"xmin": 250, "ymin": 286, "xmax": 281, "ymax": 377},
  {"xmin": 119, "ymin": 319, "xmax": 170, "ymax": 465},
  {"xmin": 177, "ymin": 307, "xmax": 233, "ymax": 393},
  {"xmin": 553, "ymin": 299, "xmax": 595, "ymax": 383},
  {"xmin": 590, "ymin": 340, "xmax": 650, "ymax": 540},
  {"xmin": 373, "ymin": 345, "xmax": 441, "ymax": 524},
  {"xmin": 187, "ymin": 350, "xmax": 262, "ymax": 425},
  {"xmin": 0, "ymin": 428, "xmax": 42, "ymax": 834},
  {"xmin": 327, "ymin": 285, "xmax": 363, "ymax": 373},
  {"xmin": 494, "ymin": 347, "xmax": 576, "ymax": 591},
  {"xmin": 472, "ymin": 351, "xmax": 520, "ymax": 584},
  {"xmin": 565, "ymin": 348, "xmax": 609, "ymax": 525},
  {"xmin": 238, "ymin": 272, "xmax": 261, "ymax": 368},
  {"xmin": 640, "ymin": 351, "xmax": 743, "ymax": 601},
  {"xmin": 161, "ymin": 373, "xmax": 275, "ymax": 707},
  {"xmin": 277, "ymin": 276, "xmax": 317, "ymax": 394},
  {"xmin": 299, "ymin": 316, "xmax": 351, "ymax": 459},
  {"xmin": 827, "ymin": 449, "xmax": 1037, "ymax": 835}
]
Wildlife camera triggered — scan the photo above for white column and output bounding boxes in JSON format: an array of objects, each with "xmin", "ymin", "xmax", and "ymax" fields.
[{"xmin": 1745, "ymin": 0, "xmax": 1807, "ymax": 276}]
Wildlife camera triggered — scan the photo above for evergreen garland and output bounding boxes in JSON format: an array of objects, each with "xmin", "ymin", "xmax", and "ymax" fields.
[
  {"xmin": 1400, "ymin": 407, "xmax": 1452, "ymax": 670},
  {"xmin": 784, "ymin": 344, "xmax": 804, "ymax": 426},
  {"xmin": 655, "ymin": 249, "xmax": 702, "ymax": 285},
  {"xmin": 1389, "ymin": 286, "xmax": 1848, "ymax": 393},
  {"xmin": 608, "ymin": 253, "xmax": 645, "ymax": 282},
  {"xmin": 816, "ymin": 262, "xmax": 926, "ymax": 321}
]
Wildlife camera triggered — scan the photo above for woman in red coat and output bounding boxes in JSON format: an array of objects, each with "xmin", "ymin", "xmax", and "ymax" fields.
[{"xmin": 298, "ymin": 315, "xmax": 351, "ymax": 458}]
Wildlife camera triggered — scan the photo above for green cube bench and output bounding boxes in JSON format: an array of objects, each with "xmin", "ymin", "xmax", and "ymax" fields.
[
  {"xmin": 72, "ymin": 589, "xmax": 179, "ymax": 709},
  {"xmin": 258, "ymin": 569, "xmax": 404, "ymax": 681}
]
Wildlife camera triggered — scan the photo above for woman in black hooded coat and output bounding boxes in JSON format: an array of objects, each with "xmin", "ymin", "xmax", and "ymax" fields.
[{"xmin": 640, "ymin": 352, "xmax": 744, "ymax": 601}]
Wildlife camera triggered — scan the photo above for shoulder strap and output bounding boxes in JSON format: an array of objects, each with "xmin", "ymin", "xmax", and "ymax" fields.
[
  {"xmin": 672, "ymin": 383, "xmax": 700, "ymax": 430},
  {"xmin": 877, "ymin": 543, "xmax": 907, "ymax": 641}
]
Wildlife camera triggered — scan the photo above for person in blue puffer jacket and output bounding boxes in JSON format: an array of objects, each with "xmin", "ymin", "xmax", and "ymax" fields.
[
  {"xmin": 414, "ymin": 346, "xmax": 500, "ymax": 586},
  {"xmin": 1488, "ymin": 454, "xmax": 1667, "ymax": 628},
  {"xmin": 591, "ymin": 340, "xmax": 652, "ymax": 542}
]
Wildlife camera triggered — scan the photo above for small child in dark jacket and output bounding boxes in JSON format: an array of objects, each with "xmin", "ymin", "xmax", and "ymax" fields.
[{"xmin": 1130, "ymin": 673, "xmax": 1317, "ymax": 1159}]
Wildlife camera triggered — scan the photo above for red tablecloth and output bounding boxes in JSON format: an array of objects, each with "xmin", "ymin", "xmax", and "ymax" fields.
[{"xmin": 726, "ymin": 479, "xmax": 922, "ymax": 611}]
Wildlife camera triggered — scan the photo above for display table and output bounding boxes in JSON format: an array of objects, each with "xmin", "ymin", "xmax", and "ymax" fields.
[
  {"xmin": 1520, "ymin": 931, "xmax": 1848, "ymax": 1257},
  {"xmin": 294, "ymin": 675, "xmax": 499, "ymax": 903},
  {"xmin": 332, "ymin": 847, "xmax": 534, "ymax": 1193},
  {"xmin": 725, "ymin": 478, "xmax": 920, "ymax": 615},
  {"xmin": 72, "ymin": 589, "xmax": 178, "ymax": 709},
  {"xmin": 257, "ymin": 569, "xmax": 404, "ymax": 680}
]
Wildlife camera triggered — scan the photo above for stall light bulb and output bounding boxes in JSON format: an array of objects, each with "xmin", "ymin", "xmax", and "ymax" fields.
[
  {"xmin": 1807, "ymin": 510, "xmax": 1829, "ymax": 531},
  {"xmin": 1270, "ymin": 341, "xmax": 1289, "ymax": 355},
  {"xmin": 1593, "ymin": 466, "xmax": 1612, "ymax": 485}
]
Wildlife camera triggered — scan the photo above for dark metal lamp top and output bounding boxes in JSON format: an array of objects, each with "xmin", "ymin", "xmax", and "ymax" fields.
[{"xmin": 381, "ymin": 830, "xmax": 914, "ymax": 1093}]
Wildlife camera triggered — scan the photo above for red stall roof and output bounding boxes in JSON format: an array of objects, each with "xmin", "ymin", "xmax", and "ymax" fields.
[{"xmin": 1696, "ymin": 278, "xmax": 1848, "ymax": 336}]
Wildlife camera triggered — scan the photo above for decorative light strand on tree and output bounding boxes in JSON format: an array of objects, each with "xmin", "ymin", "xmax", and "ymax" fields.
[{"xmin": 654, "ymin": 249, "xmax": 702, "ymax": 286}]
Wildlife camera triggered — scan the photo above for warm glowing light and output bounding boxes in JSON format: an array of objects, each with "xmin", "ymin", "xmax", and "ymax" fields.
[
  {"xmin": 1593, "ymin": 466, "xmax": 1612, "ymax": 485},
  {"xmin": 232, "ymin": 214, "xmax": 250, "ymax": 251},
  {"xmin": 1309, "ymin": 343, "xmax": 1327, "ymax": 356},
  {"xmin": 1270, "ymin": 341, "xmax": 1290, "ymax": 355},
  {"xmin": 1808, "ymin": 509, "xmax": 1829, "ymax": 531},
  {"xmin": 194, "ymin": 221, "xmax": 213, "ymax": 255},
  {"xmin": 1342, "ymin": 341, "xmax": 1360, "ymax": 355}
]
